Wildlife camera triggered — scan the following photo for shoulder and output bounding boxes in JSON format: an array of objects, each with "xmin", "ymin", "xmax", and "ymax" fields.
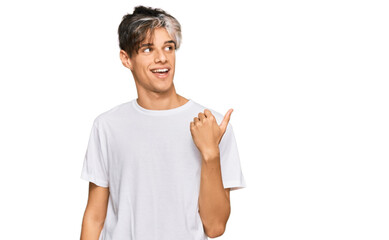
[{"xmin": 92, "ymin": 99, "xmax": 134, "ymax": 127}]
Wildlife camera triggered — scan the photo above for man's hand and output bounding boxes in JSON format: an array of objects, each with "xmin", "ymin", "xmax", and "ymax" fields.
[{"xmin": 190, "ymin": 108, "xmax": 233, "ymax": 160}]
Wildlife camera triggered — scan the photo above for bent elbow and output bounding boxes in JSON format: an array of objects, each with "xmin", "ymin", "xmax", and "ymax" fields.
[{"xmin": 206, "ymin": 225, "xmax": 226, "ymax": 238}]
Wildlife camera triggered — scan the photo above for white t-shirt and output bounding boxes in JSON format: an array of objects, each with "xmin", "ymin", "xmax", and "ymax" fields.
[{"xmin": 80, "ymin": 98, "xmax": 247, "ymax": 240}]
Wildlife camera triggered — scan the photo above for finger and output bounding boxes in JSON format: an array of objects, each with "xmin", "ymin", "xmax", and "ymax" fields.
[
  {"xmin": 219, "ymin": 108, "xmax": 233, "ymax": 133},
  {"xmin": 198, "ymin": 112, "xmax": 205, "ymax": 121},
  {"xmin": 204, "ymin": 109, "xmax": 213, "ymax": 118},
  {"xmin": 204, "ymin": 109, "xmax": 218, "ymax": 124},
  {"xmin": 193, "ymin": 117, "xmax": 199, "ymax": 123}
]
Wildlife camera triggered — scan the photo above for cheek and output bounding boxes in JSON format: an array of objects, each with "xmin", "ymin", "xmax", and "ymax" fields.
[
  {"xmin": 169, "ymin": 55, "xmax": 176, "ymax": 65},
  {"xmin": 135, "ymin": 64, "xmax": 150, "ymax": 75}
]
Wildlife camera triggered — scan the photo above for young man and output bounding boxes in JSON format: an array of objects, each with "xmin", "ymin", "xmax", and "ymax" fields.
[{"xmin": 80, "ymin": 5, "xmax": 246, "ymax": 240}]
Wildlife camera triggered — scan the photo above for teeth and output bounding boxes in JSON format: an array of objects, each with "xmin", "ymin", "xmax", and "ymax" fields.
[{"xmin": 151, "ymin": 68, "xmax": 168, "ymax": 73}]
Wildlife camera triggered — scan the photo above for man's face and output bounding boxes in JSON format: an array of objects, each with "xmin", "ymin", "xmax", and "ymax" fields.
[{"xmin": 127, "ymin": 27, "xmax": 176, "ymax": 94}]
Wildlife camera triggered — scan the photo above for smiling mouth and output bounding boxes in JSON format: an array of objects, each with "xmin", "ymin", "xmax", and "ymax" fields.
[
  {"xmin": 150, "ymin": 68, "xmax": 170, "ymax": 78},
  {"xmin": 151, "ymin": 68, "xmax": 169, "ymax": 73}
]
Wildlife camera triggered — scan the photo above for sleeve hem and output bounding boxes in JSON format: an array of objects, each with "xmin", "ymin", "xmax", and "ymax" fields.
[
  {"xmin": 80, "ymin": 172, "xmax": 109, "ymax": 188},
  {"xmin": 223, "ymin": 180, "xmax": 247, "ymax": 191}
]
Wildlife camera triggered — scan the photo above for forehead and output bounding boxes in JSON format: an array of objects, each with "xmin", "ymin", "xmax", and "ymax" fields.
[{"xmin": 141, "ymin": 28, "xmax": 173, "ymax": 45}]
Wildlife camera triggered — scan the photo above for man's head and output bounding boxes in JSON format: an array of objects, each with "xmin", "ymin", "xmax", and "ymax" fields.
[
  {"xmin": 118, "ymin": 6, "xmax": 182, "ymax": 59},
  {"xmin": 118, "ymin": 5, "xmax": 182, "ymax": 95}
]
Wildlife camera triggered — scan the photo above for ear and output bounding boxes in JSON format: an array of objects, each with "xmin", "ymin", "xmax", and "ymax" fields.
[{"xmin": 119, "ymin": 50, "xmax": 133, "ymax": 70}]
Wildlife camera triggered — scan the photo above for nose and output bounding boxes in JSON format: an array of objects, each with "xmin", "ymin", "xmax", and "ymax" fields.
[{"xmin": 154, "ymin": 49, "xmax": 167, "ymax": 63}]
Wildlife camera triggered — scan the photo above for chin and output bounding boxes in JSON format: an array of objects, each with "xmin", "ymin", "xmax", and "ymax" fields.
[{"xmin": 151, "ymin": 80, "xmax": 174, "ymax": 92}]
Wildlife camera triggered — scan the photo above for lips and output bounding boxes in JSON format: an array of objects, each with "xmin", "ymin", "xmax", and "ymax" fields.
[
  {"xmin": 150, "ymin": 66, "xmax": 170, "ymax": 72},
  {"xmin": 150, "ymin": 67, "xmax": 171, "ymax": 79}
]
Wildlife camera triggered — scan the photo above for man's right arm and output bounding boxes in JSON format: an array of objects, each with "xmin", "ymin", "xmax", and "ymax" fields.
[{"xmin": 80, "ymin": 182, "xmax": 109, "ymax": 240}]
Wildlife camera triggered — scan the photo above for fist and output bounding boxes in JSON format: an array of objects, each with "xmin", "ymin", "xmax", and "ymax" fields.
[{"xmin": 189, "ymin": 108, "xmax": 233, "ymax": 159}]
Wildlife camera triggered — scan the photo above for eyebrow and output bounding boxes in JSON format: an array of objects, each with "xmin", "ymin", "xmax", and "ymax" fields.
[{"xmin": 140, "ymin": 40, "xmax": 176, "ymax": 48}]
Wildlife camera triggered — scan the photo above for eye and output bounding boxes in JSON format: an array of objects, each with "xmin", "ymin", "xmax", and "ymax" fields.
[
  {"xmin": 143, "ymin": 47, "xmax": 151, "ymax": 53},
  {"xmin": 165, "ymin": 45, "xmax": 174, "ymax": 51}
]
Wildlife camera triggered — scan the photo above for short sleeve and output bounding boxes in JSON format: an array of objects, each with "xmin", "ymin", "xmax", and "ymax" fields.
[
  {"xmin": 219, "ymin": 122, "xmax": 247, "ymax": 191},
  {"xmin": 80, "ymin": 119, "xmax": 109, "ymax": 188}
]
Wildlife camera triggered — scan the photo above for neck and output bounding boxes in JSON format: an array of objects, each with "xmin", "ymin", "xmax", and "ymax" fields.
[{"xmin": 136, "ymin": 93, "xmax": 189, "ymax": 111}]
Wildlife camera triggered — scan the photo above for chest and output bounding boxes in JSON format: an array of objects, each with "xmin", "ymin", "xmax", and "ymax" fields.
[{"xmin": 105, "ymin": 118, "xmax": 202, "ymax": 183}]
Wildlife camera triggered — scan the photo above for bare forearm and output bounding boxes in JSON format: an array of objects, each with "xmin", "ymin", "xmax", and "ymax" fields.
[
  {"xmin": 198, "ymin": 149, "xmax": 230, "ymax": 237},
  {"xmin": 80, "ymin": 216, "xmax": 105, "ymax": 240}
]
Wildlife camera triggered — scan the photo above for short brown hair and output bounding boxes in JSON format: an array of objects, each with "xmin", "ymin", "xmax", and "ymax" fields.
[{"xmin": 118, "ymin": 5, "xmax": 182, "ymax": 58}]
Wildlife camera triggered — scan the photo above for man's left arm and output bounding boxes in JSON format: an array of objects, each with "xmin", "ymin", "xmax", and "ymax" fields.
[
  {"xmin": 198, "ymin": 149, "xmax": 231, "ymax": 238},
  {"xmin": 190, "ymin": 108, "xmax": 234, "ymax": 238}
]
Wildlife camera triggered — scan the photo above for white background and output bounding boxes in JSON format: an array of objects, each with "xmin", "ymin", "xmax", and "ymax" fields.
[{"xmin": 0, "ymin": 0, "xmax": 388, "ymax": 239}]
